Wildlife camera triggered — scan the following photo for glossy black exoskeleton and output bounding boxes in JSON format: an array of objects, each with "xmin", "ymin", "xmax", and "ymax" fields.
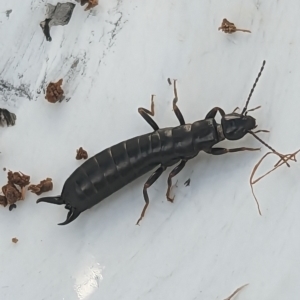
[{"xmin": 37, "ymin": 61, "xmax": 274, "ymax": 225}]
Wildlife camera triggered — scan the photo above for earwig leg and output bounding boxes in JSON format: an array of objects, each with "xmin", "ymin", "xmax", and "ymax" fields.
[
  {"xmin": 166, "ymin": 160, "xmax": 187, "ymax": 202},
  {"xmin": 172, "ymin": 80, "xmax": 185, "ymax": 125},
  {"xmin": 138, "ymin": 94, "xmax": 159, "ymax": 130},
  {"xmin": 205, "ymin": 107, "xmax": 226, "ymax": 119},
  {"xmin": 253, "ymin": 129, "xmax": 269, "ymax": 134},
  {"xmin": 245, "ymin": 105, "xmax": 261, "ymax": 114},
  {"xmin": 205, "ymin": 147, "xmax": 260, "ymax": 155},
  {"xmin": 136, "ymin": 165, "xmax": 166, "ymax": 225}
]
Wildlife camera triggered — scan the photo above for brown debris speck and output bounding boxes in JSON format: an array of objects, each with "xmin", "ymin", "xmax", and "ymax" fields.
[
  {"xmin": 167, "ymin": 78, "xmax": 172, "ymax": 85},
  {"xmin": 3, "ymin": 168, "xmax": 6, "ymax": 171},
  {"xmin": 76, "ymin": 147, "xmax": 88, "ymax": 160},
  {"xmin": 8, "ymin": 171, "xmax": 30, "ymax": 188},
  {"xmin": 0, "ymin": 195, "xmax": 7, "ymax": 207},
  {"xmin": 7, "ymin": 171, "xmax": 30, "ymax": 200},
  {"xmin": 12, "ymin": 237, "xmax": 18, "ymax": 243},
  {"xmin": 28, "ymin": 178, "xmax": 53, "ymax": 196},
  {"xmin": 1, "ymin": 170, "xmax": 31, "ymax": 209},
  {"xmin": 218, "ymin": 18, "xmax": 251, "ymax": 34},
  {"xmin": 81, "ymin": 0, "xmax": 98, "ymax": 11},
  {"xmin": 45, "ymin": 79, "xmax": 64, "ymax": 103},
  {"xmin": 2, "ymin": 183, "xmax": 22, "ymax": 205}
]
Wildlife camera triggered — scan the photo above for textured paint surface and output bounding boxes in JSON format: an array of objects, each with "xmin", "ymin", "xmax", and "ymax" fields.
[{"xmin": 1, "ymin": 1, "xmax": 300, "ymax": 299}]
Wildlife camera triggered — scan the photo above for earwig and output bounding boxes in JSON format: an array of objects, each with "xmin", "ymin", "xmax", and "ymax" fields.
[{"xmin": 37, "ymin": 61, "xmax": 285, "ymax": 226}]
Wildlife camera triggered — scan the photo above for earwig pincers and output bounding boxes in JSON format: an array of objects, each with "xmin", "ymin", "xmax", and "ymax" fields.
[{"xmin": 37, "ymin": 60, "xmax": 284, "ymax": 226}]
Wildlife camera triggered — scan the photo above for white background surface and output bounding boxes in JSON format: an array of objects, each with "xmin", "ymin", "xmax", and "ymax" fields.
[{"xmin": 1, "ymin": 1, "xmax": 300, "ymax": 299}]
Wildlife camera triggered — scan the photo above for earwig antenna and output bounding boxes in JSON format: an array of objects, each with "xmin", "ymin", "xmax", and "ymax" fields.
[
  {"xmin": 248, "ymin": 130, "xmax": 290, "ymax": 167},
  {"xmin": 242, "ymin": 61, "xmax": 266, "ymax": 115},
  {"xmin": 252, "ymin": 129, "xmax": 270, "ymax": 134},
  {"xmin": 245, "ymin": 105, "xmax": 261, "ymax": 114}
]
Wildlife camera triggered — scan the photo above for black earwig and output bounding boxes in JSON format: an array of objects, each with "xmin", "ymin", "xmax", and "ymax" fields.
[{"xmin": 37, "ymin": 61, "xmax": 280, "ymax": 225}]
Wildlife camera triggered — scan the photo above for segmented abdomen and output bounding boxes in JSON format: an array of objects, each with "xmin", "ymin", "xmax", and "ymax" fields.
[
  {"xmin": 65, "ymin": 131, "xmax": 170, "ymax": 207},
  {"xmin": 63, "ymin": 123, "xmax": 209, "ymax": 208}
]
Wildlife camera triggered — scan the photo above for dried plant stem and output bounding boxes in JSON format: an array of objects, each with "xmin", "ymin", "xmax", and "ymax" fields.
[
  {"xmin": 224, "ymin": 284, "xmax": 248, "ymax": 300},
  {"xmin": 274, "ymin": 151, "xmax": 299, "ymax": 167},
  {"xmin": 250, "ymin": 149, "xmax": 300, "ymax": 215},
  {"xmin": 248, "ymin": 131, "xmax": 291, "ymax": 167},
  {"xmin": 235, "ymin": 29, "xmax": 251, "ymax": 33}
]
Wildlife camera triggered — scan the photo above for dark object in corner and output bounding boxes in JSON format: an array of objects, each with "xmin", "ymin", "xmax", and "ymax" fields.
[
  {"xmin": 40, "ymin": 2, "xmax": 76, "ymax": 42},
  {"xmin": 0, "ymin": 108, "xmax": 16, "ymax": 126}
]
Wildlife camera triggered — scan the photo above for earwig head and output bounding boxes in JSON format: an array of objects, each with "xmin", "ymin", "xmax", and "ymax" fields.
[
  {"xmin": 221, "ymin": 113, "xmax": 256, "ymax": 140},
  {"xmin": 221, "ymin": 60, "xmax": 289, "ymax": 166},
  {"xmin": 36, "ymin": 196, "xmax": 81, "ymax": 225},
  {"xmin": 222, "ymin": 60, "xmax": 266, "ymax": 141}
]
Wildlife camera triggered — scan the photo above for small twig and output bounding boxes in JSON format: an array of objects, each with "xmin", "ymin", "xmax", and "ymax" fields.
[
  {"xmin": 274, "ymin": 151, "xmax": 298, "ymax": 167},
  {"xmin": 248, "ymin": 131, "xmax": 290, "ymax": 167},
  {"xmin": 250, "ymin": 149, "xmax": 300, "ymax": 215},
  {"xmin": 224, "ymin": 284, "xmax": 248, "ymax": 300}
]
